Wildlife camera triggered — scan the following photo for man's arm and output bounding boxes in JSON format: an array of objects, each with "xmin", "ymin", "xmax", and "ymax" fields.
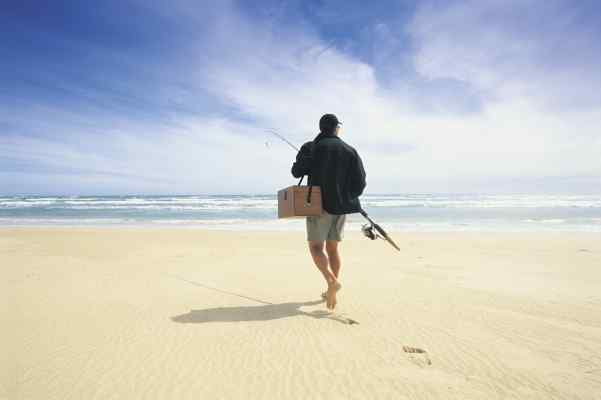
[
  {"xmin": 291, "ymin": 142, "xmax": 313, "ymax": 178},
  {"xmin": 349, "ymin": 149, "xmax": 366, "ymax": 197}
]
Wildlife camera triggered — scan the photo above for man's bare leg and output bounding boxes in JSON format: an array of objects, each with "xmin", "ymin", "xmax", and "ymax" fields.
[
  {"xmin": 325, "ymin": 240, "xmax": 341, "ymax": 279},
  {"xmin": 321, "ymin": 240, "xmax": 342, "ymax": 305},
  {"xmin": 309, "ymin": 241, "xmax": 339, "ymax": 309}
]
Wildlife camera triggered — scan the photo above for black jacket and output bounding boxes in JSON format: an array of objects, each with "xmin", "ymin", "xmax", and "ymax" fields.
[{"xmin": 291, "ymin": 132, "xmax": 366, "ymax": 215}]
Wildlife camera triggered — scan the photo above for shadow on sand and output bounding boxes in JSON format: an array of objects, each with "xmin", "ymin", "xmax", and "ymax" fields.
[{"xmin": 167, "ymin": 273, "xmax": 356, "ymax": 325}]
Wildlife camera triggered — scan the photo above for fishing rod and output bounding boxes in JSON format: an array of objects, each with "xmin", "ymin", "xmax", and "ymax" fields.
[
  {"xmin": 265, "ymin": 129, "xmax": 300, "ymax": 152},
  {"xmin": 359, "ymin": 209, "xmax": 401, "ymax": 251},
  {"xmin": 266, "ymin": 129, "xmax": 400, "ymax": 252}
]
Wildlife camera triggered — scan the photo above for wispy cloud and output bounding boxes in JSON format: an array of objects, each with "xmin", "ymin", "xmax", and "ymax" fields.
[
  {"xmin": 1, "ymin": 0, "xmax": 600, "ymax": 195},
  {"xmin": 408, "ymin": 0, "xmax": 601, "ymax": 109}
]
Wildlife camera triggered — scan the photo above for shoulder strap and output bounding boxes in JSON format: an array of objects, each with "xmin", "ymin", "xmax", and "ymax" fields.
[
  {"xmin": 295, "ymin": 141, "xmax": 317, "ymax": 205},
  {"xmin": 296, "ymin": 140, "xmax": 315, "ymax": 187},
  {"xmin": 305, "ymin": 141, "xmax": 317, "ymax": 205}
]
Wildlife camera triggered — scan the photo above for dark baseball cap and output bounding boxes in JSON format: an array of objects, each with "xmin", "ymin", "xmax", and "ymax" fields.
[{"xmin": 319, "ymin": 114, "xmax": 342, "ymax": 133}]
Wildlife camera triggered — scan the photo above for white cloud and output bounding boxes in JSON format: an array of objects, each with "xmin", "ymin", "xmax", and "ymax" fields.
[
  {"xmin": 190, "ymin": 2, "xmax": 601, "ymax": 193},
  {"xmin": 2, "ymin": 0, "xmax": 600, "ymax": 195},
  {"xmin": 408, "ymin": 0, "xmax": 601, "ymax": 109}
]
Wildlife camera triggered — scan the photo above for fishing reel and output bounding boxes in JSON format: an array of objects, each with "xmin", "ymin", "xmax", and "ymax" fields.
[{"xmin": 361, "ymin": 223, "xmax": 380, "ymax": 240}]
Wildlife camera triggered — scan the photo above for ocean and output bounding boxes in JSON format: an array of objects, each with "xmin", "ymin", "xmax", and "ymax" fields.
[{"xmin": 1, "ymin": 194, "xmax": 600, "ymax": 232}]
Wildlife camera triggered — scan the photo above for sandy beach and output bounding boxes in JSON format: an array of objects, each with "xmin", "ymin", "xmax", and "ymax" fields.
[{"xmin": 2, "ymin": 228, "xmax": 600, "ymax": 399}]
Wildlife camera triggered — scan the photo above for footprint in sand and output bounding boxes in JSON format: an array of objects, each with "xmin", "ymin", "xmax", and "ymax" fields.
[{"xmin": 403, "ymin": 345, "xmax": 432, "ymax": 365}]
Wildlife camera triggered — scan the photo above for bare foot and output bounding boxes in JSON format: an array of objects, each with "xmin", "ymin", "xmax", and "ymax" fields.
[
  {"xmin": 326, "ymin": 281, "xmax": 341, "ymax": 310},
  {"xmin": 321, "ymin": 281, "xmax": 341, "ymax": 300}
]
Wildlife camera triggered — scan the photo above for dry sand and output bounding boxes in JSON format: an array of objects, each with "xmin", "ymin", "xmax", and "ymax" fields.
[{"xmin": 2, "ymin": 228, "xmax": 601, "ymax": 399}]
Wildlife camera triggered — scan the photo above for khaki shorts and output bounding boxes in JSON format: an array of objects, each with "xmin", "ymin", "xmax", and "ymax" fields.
[{"xmin": 306, "ymin": 210, "xmax": 347, "ymax": 242}]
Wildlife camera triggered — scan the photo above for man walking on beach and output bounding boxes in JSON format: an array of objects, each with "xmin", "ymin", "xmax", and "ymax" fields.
[{"xmin": 291, "ymin": 114, "xmax": 367, "ymax": 310}]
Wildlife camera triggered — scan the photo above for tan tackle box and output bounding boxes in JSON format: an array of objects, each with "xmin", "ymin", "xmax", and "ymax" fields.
[{"xmin": 277, "ymin": 185, "xmax": 323, "ymax": 218}]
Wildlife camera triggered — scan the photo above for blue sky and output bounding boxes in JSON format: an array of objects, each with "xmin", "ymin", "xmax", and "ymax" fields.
[{"xmin": 1, "ymin": 0, "xmax": 600, "ymax": 195}]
